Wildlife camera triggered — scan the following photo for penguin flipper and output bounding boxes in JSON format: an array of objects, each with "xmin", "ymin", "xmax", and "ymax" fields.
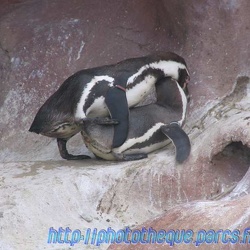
[
  {"xmin": 105, "ymin": 87, "xmax": 129, "ymax": 148},
  {"xmin": 161, "ymin": 123, "xmax": 191, "ymax": 163},
  {"xmin": 57, "ymin": 138, "xmax": 91, "ymax": 160}
]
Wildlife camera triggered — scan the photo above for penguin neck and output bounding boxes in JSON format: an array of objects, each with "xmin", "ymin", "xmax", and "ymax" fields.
[{"xmin": 155, "ymin": 78, "xmax": 185, "ymax": 111}]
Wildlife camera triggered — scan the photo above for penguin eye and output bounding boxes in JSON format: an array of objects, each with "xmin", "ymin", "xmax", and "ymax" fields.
[{"xmin": 52, "ymin": 123, "xmax": 71, "ymax": 132}]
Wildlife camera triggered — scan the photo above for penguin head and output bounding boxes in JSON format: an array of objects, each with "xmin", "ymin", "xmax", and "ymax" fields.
[
  {"xmin": 29, "ymin": 106, "xmax": 59, "ymax": 135},
  {"xmin": 29, "ymin": 83, "xmax": 80, "ymax": 138},
  {"xmin": 157, "ymin": 52, "xmax": 190, "ymax": 101},
  {"xmin": 29, "ymin": 101, "xmax": 77, "ymax": 138}
]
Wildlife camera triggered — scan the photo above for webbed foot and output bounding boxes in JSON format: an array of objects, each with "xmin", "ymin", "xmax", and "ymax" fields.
[{"xmin": 57, "ymin": 138, "xmax": 91, "ymax": 160}]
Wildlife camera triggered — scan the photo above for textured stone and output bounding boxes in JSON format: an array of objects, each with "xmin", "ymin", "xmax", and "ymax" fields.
[{"xmin": 107, "ymin": 79, "xmax": 250, "ymax": 250}]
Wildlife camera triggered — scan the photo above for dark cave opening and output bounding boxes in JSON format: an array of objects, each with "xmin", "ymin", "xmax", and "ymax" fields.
[{"xmin": 209, "ymin": 141, "xmax": 250, "ymax": 199}]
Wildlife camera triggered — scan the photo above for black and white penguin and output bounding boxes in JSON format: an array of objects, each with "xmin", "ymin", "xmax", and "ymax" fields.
[
  {"xmin": 29, "ymin": 52, "xmax": 190, "ymax": 160},
  {"xmin": 81, "ymin": 77, "xmax": 191, "ymax": 163}
]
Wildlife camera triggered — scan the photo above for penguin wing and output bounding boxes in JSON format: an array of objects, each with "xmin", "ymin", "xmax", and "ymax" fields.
[
  {"xmin": 105, "ymin": 86, "xmax": 129, "ymax": 148},
  {"xmin": 161, "ymin": 123, "xmax": 191, "ymax": 163}
]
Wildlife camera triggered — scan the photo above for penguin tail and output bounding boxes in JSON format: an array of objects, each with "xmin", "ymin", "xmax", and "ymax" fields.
[{"xmin": 161, "ymin": 123, "xmax": 191, "ymax": 163}]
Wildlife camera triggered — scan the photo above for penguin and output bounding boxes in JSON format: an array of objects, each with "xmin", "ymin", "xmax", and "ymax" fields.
[
  {"xmin": 80, "ymin": 77, "xmax": 191, "ymax": 163},
  {"xmin": 29, "ymin": 52, "xmax": 190, "ymax": 160}
]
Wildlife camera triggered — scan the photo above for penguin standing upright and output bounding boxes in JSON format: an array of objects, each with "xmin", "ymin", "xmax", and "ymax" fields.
[
  {"xmin": 81, "ymin": 77, "xmax": 191, "ymax": 162},
  {"xmin": 29, "ymin": 52, "xmax": 190, "ymax": 160}
]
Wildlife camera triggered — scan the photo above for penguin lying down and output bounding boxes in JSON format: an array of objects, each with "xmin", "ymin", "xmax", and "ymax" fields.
[
  {"xmin": 29, "ymin": 52, "xmax": 190, "ymax": 160},
  {"xmin": 80, "ymin": 77, "xmax": 191, "ymax": 163}
]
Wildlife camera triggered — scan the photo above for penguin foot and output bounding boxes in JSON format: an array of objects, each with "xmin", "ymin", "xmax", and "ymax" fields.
[
  {"xmin": 57, "ymin": 138, "xmax": 91, "ymax": 160},
  {"xmin": 93, "ymin": 117, "xmax": 119, "ymax": 125},
  {"xmin": 114, "ymin": 153, "xmax": 148, "ymax": 161},
  {"xmin": 79, "ymin": 117, "xmax": 119, "ymax": 125},
  {"xmin": 64, "ymin": 154, "xmax": 91, "ymax": 160},
  {"xmin": 161, "ymin": 123, "xmax": 191, "ymax": 163}
]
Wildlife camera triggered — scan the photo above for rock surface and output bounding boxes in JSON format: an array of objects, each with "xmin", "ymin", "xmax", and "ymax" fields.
[
  {"xmin": 107, "ymin": 78, "xmax": 250, "ymax": 250},
  {"xmin": 0, "ymin": 0, "xmax": 249, "ymax": 249}
]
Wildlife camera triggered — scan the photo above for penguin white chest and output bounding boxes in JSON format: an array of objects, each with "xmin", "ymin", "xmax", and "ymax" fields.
[
  {"xmin": 126, "ymin": 75, "xmax": 156, "ymax": 107},
  {"xmin": 75, "ymin": 75, "xmax": 114, "ymax": 119},
  {"xmin": 86, "ymin": 97, "xmax": 109, "ymax": 118}
]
